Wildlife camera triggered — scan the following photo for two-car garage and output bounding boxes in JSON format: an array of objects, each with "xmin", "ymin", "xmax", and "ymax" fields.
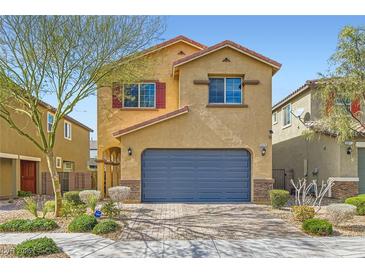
[{"xmin": 141, "ymin": 149, "xmax": 251, "ymax": 202}]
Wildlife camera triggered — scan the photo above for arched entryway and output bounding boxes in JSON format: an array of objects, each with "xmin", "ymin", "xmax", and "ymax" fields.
[{"xmin": 97, "ymin": 147, "xmax": 121, "ymax": 195}]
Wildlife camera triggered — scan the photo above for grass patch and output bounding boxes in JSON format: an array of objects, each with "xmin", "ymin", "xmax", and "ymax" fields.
[
  {"xmin": 0, "ymin": 218, "xmax": 58, "ymax": 232},
  {"xmin": 92, "ymin": 220, "xmax": 118, "ymax": 235},
  {"xmin": 15, "ymin": 237, "xmax": 60, "ymax": 257}
]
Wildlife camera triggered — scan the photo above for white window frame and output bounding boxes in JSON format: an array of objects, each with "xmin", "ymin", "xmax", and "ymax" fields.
[
  {"xmin": 123, "ymin": 83, "xmax": 156, "ymax": 109},
  {"xmin": 208, "ymin": 76, "xmax": 243, "ymax": 105},
  {"xmin": 272, "ymin": 111, "xmax": 278, "ymax": 125},
  {"xmin": 56, "ymin": 157, "xmax": 62, "ymax": 169},
  {"xmin": 64, "ymin": 121, "xmax": 72, "ymax": 140},
  {"xmin": 63, "ymin": 161, "xmax": 74, "ymax": 172},
  {"xmin": 282, "ymin": 103, "xmax": 292, "ymax": 128},
  {"xmin": 47, "ymin": 112, "xmax": 54, "ymax": 133}
]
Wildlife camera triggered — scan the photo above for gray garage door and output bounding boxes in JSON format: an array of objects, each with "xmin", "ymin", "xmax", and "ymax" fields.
[
  {"xmin": 358, "ymin": 148, "xmax": 365, "ymax": 194},
  {"xmin": 141, "ymin": 149, "xmax": 251, "ymax": 202}
]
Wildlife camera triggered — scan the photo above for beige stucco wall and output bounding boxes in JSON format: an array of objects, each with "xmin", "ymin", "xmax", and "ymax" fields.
[
  {"xmin": 272, "ymin": 88, "xmax": 311, "ymax": 144},
  {"xmin": 116, "ymin": 46, "xmax": 275, "ymax": 201},
  {"xmin": 97, "ymin": 41, "xmax": 201, "ymax": 154}
]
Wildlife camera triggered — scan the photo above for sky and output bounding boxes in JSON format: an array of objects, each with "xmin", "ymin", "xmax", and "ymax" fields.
[{"xmin": 67, "ymin": 16, "xmax": 365, "ymax": 139}]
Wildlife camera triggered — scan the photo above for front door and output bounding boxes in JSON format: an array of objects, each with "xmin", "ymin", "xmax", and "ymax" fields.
[
  {"xmin": 21, "ymin": 160, "xmax": 37, "ymax": 193},
  {"xmin": 358, "ymin": 148, "xmax": 365, "ymax": 194}
]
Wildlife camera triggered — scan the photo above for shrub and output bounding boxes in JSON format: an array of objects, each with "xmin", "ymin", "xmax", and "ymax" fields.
[
  {"xmin": 326, "ymin": 203, "xmax": 356, "ymax": 225},
  {"xmin": 108, "ymin": 186, "xmax": 130, "ymax": 203},
  {"xmin": 63, "ymin": 191, "xmax": 83, "ymax": 205},
  {"xmin": 292, "ymin": 205, "xmax": 315, "ymax": 222},
  {"xmin": 42, "ymin": 200, "xmax": 55, "ymax": 218},
  {"xmin": 302, "ymin": 218, "xmax": 333, "ymax": 236},
  {"xmin": 101, "ymin": 200, "xmax": 120, "ymax": 219},
  {"xmin": 345, "ymin": 195, "xmax": 365, "ymax": 215},
  {"xmin": 79, "ymin": 190, "xmax": 101, "ymax": 212},
  {"xmin": 269, "ymin": 190, "xmax": 290, "ymax": 209},
  {"xmin": 61, "ymin": 200, "xmax": 87, "ymax": 218},
  {"xmin": 18, "ymin": 190, "xmax": 32, "ymax": 197},
  {"xmin": 68, "ymin": 214, "xmax": 98, "ymax": 232},
  {"xmin": 0, "ymin": 218, "xmax": 58, "ymax": 232},
  {"xmin": 23, "ymin": 197, "xmax": 38, "ymax": 217},
  {"xmin": 92, "ymin": 220, "xmax": 118, "ymax": 235},
  {"xmin": 15, "ymin": 237, "xmax": 60, "ymax": 257}
]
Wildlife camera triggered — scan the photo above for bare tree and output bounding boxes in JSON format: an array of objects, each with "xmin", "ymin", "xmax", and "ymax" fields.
[{"xmin": 0, "ymin": 16, "xmax": 164, "ymax": 216}]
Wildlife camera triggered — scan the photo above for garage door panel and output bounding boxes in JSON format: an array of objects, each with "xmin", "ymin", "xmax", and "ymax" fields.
[{"xmin": 142, "ymin": 149, "xmax": 251, "ymax": 202}]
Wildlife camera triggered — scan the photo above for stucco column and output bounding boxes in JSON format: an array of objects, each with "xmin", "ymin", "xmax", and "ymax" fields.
[
  {"xmin": 97, "ymin": 147, "xmax": 105, "ymax": 196},
  {"xmin": 105, "ymin": 150, "xmax": 112, "ymax": 193}
]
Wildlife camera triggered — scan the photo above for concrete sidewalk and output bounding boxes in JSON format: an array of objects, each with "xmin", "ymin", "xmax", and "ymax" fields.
[{"xmin": 1, "ymin": 232, "xmax": 365, "ymax": 258}]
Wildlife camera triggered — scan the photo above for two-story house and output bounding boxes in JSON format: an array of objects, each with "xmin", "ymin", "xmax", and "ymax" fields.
[
  {"xmin": 97, "ymin": 35, "xmax": 281, "ymax": 203},
  {"xmin": 272, "ymin": 80, "xmax": 364, "ymax": 199},
  {"xmin": 0, "ymin": 100, "xmax": 93, "ymax": 199}
]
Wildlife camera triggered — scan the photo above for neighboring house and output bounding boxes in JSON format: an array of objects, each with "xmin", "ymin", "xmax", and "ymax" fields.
[
  {"xmin": 0, "ymin": 100, "xmax": 93, "ymax": 199},
  {"xmin": 89, "ymin": 139, "xmax": 97, "ymax": 171},
  {"xmin": 272, "ymin": 80, "xmax": 364, "ymax": 199},
  {"xmin": 97, "ymin": 35, "xmax": 281, "ymax": 203}
]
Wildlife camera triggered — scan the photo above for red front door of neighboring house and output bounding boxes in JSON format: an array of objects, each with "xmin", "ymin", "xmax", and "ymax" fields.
[{"xmin": 20, "ymin": 160, "xmax": 37, "ymax": 193}]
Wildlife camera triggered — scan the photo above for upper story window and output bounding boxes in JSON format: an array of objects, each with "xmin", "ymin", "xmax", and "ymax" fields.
[
  {"xmin": 335, "ymin": 97, "xmax": 351, "ymax": 111},
  {"xmin": 123, "ymin": 83, "xmax": 156, "ymax": 108},
  {"xmin": 282, "ymin": 104, "xmax": 292, "ymax": 127},
  {"xmin": 208, "ymin": 77, "xmax": 242, "ymax": 104},
  {"xmin": 272, "ymin": 112, "xmax": 278, "ymax": 125},
  {"xmin": 64, "ymin": 121, "xmax": 72, "ymax": 140},
  {"xmin": 47, "ymin": 112, "xmax": 54, "ymax": 132}
]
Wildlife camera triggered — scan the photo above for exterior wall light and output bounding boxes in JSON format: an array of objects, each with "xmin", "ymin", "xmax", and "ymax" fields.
[
  {"xmin": 128, "ymin": 147, "xmax": 132, "ymax": 156},
  {"xmin": 259, "ymin": 144, "xmax": 267, "ymax": 156},
  {"xmin": 347, "ymin": 146, "xmax": 352, "ymax": 155}
]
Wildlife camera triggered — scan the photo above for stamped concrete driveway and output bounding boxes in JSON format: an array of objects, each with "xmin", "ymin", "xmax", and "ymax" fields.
[{"xmin": 118, "ymin": 203, "xmax": 304, "ymax": 241}]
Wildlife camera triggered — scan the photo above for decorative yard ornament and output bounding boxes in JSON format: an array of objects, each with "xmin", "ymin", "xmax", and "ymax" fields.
[{"xmin": 94, "ymin": 210, "xmax": 102, "ymax": 218}]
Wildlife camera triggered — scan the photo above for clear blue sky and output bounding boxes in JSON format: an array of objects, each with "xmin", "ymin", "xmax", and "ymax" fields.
[{"xmin": 67, "ymin": 16, "xmax": 365, "ymax": 139}]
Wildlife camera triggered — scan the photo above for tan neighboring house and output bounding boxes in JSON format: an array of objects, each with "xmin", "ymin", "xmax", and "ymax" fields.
[
  {"xmin": 97, "ymin": 35, "xmax": 281, "ymax": 203},
  {"xmin": 0, "ymin": 100, "xmax": 93, "ymax": 199},
  {"xmin": 272, "ymin": 80, "xmax": 365, "ymax": 199}
]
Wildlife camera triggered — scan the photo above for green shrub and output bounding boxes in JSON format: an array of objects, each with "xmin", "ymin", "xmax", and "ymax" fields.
[
  {"xmin": 61, "ymin": 200, "xmax": 87, "ymax": 218},
  {"xmin": 63, "ymin": 191, "xmax": 83, "ymax": 205},
  {"xmin": 92, "ymin": 220, "xmax": 118, "ymax": 235},
  {"xmin": 18, "ymin": 190, "xmax": 32, "ymax": 197},
  {"xmin": 101, "ymin": 201, "xmax": 120, "ymax": 219},
  {"xmin": 292, "ymin": 205, "xmax": 315, "ymax": 222},
  {"xmin": 302, "ymin": 218, "xmax": 333, "ymax": 236},
  {"xmin": 42, "ymin": 200, "xmax": 55, "ymax": 218},
  {"xmin": 345, "ymin": 196, "xmax": 365, "ymax": 215},
  {"xmin": 68, "ymin": 214, "xmax": 98, "ymax": 232},
  {"xmin": 15, "ymin": 237, "xmax": 60, "ymax": 257},
  {"xmin": 269, "ymin": 190, "xmax": 290, "ymax": 208},
  {"xmin": 0, "ymin": 218, "xmax": 58, "ymax": 232},
  {"xmin": 24, "ymin": 197, "xmax": 38, "ymax": 217}
]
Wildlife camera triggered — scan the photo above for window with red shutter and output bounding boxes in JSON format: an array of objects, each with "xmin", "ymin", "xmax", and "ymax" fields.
[
  {"xmin": 155, "ymin": 82, "xmax": 166, "ymax": 109},
  {"xmin": 351, "ymin": 98, "xmax": 361, "ymax": 114},
  {"xmin": 112, "ymin": 83, "xmax": 122, "ymax": 108}
]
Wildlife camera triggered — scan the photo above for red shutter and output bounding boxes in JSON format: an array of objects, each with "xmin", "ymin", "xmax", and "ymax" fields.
[
  {"xmin": 156, "ymin": 82, "xmax": 166, "ymax": 109},
  {"xmin": 351, "ymin": 99, "xmax": 361, "ymax": 114},
  {"xmin": 112, "ymin": 83, "xmax": 122, "ymax": 108}
]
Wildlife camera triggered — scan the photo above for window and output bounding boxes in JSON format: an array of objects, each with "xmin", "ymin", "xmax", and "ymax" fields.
[
  {"xmin": 282, "ymin": 104, "xmax": 292, "ymax": 127},
  {"xmin": 47, "ymin": 112, "xmax": 54, "ymax": 132},
  {"xmin": 56, "ymin": 157, "xmax": 62, "ymax": 169},
  {"xmin": 123, "ymin": 83, "xmax": 156, "ymax": 108},
  {"xmin": 208, "ymin": 77, "xmax": 242, "ymax": 104},
  {"xmin": 335, "ymin": 97, "xmax": 351, "ymax": 111},
  {"xmin": 272, "ymin": 112, "xmax": 278, "ymax": 125},
  {"xmin": 63, "ymin": 161, "xmax": 74, "ymax": 172},
  {"xmin": 64, "ymin": 121, "xmax": 72, "ymax": 140}
]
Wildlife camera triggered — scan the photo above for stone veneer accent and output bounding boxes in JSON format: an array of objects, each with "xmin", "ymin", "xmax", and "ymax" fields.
[
  {"xmin": 331, "ymin": 180, "xmax": 359, "ymax": 199},
  {"xmin": 253, "ymin": 178, "xmax": 274, "ymax": 204},
  {"xmin": 119, "ymin": 180, "xmax": 141, "ymax": 203}
]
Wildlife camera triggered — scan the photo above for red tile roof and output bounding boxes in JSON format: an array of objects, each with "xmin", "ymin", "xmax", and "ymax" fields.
[
  {"xmin": 112, "ymin": 106, "xmax": 189, "ymax": 137},
  {"xmin": 173, "ymin": 40, "xmax": 282, "ymax": 71},
  {"xmin": 140, "ymin": 35, "xmax": 207, "ymax": 56}
]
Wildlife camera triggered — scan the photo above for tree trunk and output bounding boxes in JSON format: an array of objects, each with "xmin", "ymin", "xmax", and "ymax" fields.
[{"xmin": 45, "ymin": 150, "xmax": 62, "ymax": 217}]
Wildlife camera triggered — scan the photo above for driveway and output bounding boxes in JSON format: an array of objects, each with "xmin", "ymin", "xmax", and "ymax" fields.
[{"xmin": 118, "ymin": 203, "xmax": 304, "ymax": 241}]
